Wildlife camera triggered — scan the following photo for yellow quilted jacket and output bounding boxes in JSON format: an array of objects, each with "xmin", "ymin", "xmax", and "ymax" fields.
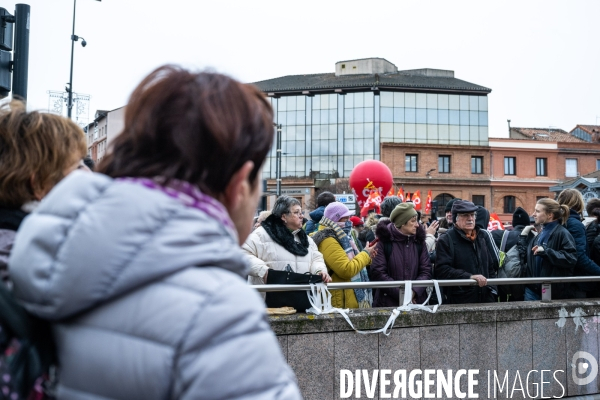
[{"xmin": 312, "ymin": 225, "xmax": 371, "ymax": 309}]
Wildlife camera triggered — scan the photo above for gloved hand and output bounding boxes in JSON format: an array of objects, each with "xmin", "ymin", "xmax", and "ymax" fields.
[{"xmin": 521, "ymin": 225, "xmax": 534, "ymax": 236}]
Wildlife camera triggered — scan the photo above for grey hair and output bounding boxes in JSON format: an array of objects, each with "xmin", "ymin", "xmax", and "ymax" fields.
[{"xmin": 272, "ymin": 195, "xmax": 301, "ymax": 218}]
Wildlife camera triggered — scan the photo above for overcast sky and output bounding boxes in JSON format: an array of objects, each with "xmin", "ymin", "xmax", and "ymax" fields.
[{"xmin": 2, "ymin": 0, "xmax": 599, "ymax": 137}]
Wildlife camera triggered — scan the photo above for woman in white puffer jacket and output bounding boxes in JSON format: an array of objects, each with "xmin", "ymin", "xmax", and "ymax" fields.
[{"xmin": 244, "ymin": 195, "xmax": 331, "ymax": 289}]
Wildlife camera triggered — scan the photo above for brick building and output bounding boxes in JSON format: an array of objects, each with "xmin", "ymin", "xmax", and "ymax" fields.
[{"xmin": 381, "ymin": 127, "xmax": 600, "ymax": 224}]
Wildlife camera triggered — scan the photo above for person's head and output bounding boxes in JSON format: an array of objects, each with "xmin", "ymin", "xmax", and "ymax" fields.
[
  {"xmin": 390, "ymin": 203, "xmax": 419, "ymax": 236},
  {"xmin": 97, "ymin": 66, "xmax": 274, "ymax": 244},
  {"xmin": 534, "ymin": 198, "xmax": 569, "ymax": 225},
  {"xmin": 324, "ymin": 202, "xmax": 353, "ymax": 223},
  {"xmin": 381, "ymin": 196, "xmax": 402, "ymax": 218},
  {"xmin": 0, "ymin": 101, "xmax": 87, "ymax": 207},
  {"xmin": 512, "ymin": 207, "xmax": 530, "ymax": 228},
  {"xmin": 349, "ymin": 216, "xmax": 364, "ymax": 231},
  {"xmin": 316, "ymin": 191, "xmax": 336, "ymax": 208},
  {"xmin": 586, "ymin": 198, "xmax": 600, "ymax": 221},
  {"xmin": 557, "ymin": 188, "xmax": 585, "ymax": 216},
  {"xmin": 445, "ymin": 198, "xmax": 461, "ymax": 224},
  {"xmin": 451, "ymin": 200, "xmax": 478, "ymax": 234},
  {"xmin": 82, "ymin": 155, "xmax": 95, "ymax": 172},
  {"xmin": 272, "ymin": 196, "xmax": 303, "ymax": 230},
  {"xmin": 254, "ymin": 210, "xmax": 271, "ymax": 229}
]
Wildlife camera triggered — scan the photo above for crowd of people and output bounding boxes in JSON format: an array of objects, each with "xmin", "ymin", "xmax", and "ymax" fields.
[
  {"xmin": 248, "ymin": 188, "xmax": 600, "ymax": 306},
  {"xmin": 3, "ymin": 62, "xmax": 600, "ymax": 399}
]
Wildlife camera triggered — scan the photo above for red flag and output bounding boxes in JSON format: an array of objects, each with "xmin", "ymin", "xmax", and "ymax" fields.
[
  {"xmin": 406, "ymin": 192, "xmax": 411, "ymax": 202},
  {"xmin": 397, "ymin": 186, "xmax": 404, "ymax": 202},
  {"xmin": 412, "ymin": 190, "xmax": 422, "ymax": 211},
  {"xmin": 425, "ymin": 190, "xmax": 432, "ymax": 214},
  {"xmin": 360, "ymin": 191, "xmax": 382, "ymax": 217},
  {"xmin": 488, "ymin": 212, "xmax": 503, "ymax": 230},
  {"xmin": 386, "ymin": 185, "xmax": 395, "ymax": 198}
]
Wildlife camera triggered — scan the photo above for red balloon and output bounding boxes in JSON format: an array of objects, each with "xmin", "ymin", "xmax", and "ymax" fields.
[{"xmin": 349, "ymin": 160, "xmax": 393, "ymax": 207}]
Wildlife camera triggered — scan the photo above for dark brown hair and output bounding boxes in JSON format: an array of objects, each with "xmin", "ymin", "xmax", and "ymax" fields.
[
  {"xmin": 98, "ymin": 65, "xmax": 274, "ymax": 196},
  {"xmin": 586, "ymin": 198, "xmax": 600, "ymax": 220},
  {"xmin": 0, "ymin": 101, "xmax": 87, "ymax": 207}
]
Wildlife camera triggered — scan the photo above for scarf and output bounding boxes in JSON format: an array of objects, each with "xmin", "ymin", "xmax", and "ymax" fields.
[
  {"xmin": 261, "ymin": 214, "xmax": 310, "ymax": 257},
  {"xmin": 319, "ymin": 216, "xmax": 373, "ymax": 308},
  {"xmin": 115, "ymin": 177, "xmax": 237, "ymax": 240}
]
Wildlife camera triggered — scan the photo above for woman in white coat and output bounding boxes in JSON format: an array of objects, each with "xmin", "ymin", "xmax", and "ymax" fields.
[{"xmin": 244, "ymin": 195, "xmax": 331, "ymax": 287}]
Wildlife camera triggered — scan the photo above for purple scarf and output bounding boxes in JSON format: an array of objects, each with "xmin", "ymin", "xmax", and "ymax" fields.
[{"xmin": 116, "ymin": 177, "xmax": 236, "ymax": 238}]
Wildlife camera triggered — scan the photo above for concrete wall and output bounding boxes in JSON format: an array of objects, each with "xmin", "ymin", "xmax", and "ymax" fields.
[{"xmin": 270, "ymin": 300, "xmax": 600, "ymax": 399}]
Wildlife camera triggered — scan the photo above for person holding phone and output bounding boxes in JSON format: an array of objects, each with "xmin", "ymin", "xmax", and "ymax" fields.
[
  {"xmin": 312, "ymin": 202, "xmax": 377, "ymax": 308},
  {"xmin": 370, "ymin": 203, "xmax": 432, "ymax": 307}
]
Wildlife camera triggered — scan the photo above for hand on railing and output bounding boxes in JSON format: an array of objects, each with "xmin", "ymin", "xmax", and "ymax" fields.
[
  {"xmin": 470, "ymin": 274, "xmax": 487, "ymax": 287},
  {"xmin": 316, "ymin": 270, "xmax": 332, "ymax": 283}
]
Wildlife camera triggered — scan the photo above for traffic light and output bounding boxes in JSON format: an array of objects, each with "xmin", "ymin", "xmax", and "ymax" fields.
[
  {"xmin": 0, "ymin": 5, "xmax": 29, "ymax": 101},
  {"xmin": 0, "ymin": 8, "xmax": 14, "ymax": 98}
]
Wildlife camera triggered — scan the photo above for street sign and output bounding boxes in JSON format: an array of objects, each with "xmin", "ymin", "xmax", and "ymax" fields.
[{"xmin": 335, "ymin": 194, "xmax": 356, "ymax": 211}]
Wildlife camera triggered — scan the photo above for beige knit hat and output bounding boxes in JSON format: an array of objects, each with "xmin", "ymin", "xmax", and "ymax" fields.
[{"xmin": 390, "ymin": 203, "xmax": 418, "ymax": 228}]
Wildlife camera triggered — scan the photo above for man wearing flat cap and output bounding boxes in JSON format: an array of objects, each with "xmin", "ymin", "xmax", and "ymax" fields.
[{"xmin": 434, "ymin": 200, "xmax": 498, "ymax": 304}]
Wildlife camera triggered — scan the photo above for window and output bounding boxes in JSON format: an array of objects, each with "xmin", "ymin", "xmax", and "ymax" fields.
[
  {"xmin": 405, "ymin": 154, "xmax": 418, "ymax": 172},
  {"xmin": 536, "ymin": 158, "xmax": 547, "ymax": 176},
  {"xmin": 438, "ymin": 155, "xmax": 451, "ymax": 173},
  {"xmin": 472, "ymin": 195, "xmax": 485, "ymax": 207},
  {"xmin": 504, "ymin": 157, "xmax": 516, "ymax": 175},
  {"xmin": 471, "ymin": 156, "xmax": 483, "ymax": 174},
  {"xmin": 597, "ymin": 160, "xmax": 600, "ymax": 171},
  {"xmin": 504, "ymin": 196, "xmax": 516, "ymax": 213},
  {"xmin": 565, "ymin": 158, "xmax": 578, "ymax": 177}
]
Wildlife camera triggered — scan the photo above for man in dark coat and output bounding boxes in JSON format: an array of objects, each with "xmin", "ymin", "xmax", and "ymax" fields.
[
  {"xmin": 370, "ymin": 203, "xmax": 432, "ymax": 307},
  {"xmin": 434, "ymin": 200, "xmax": 498, "ymax": 304}
]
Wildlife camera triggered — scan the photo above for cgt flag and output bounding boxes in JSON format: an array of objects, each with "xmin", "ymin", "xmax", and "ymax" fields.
[
  {"xmin": 361, "ymin": 191, "xmax": 382, "ymax": 217},
  {"xmin": 397, "ymin": 186, "xmax": 405, "ymax": 202},
  {"xmin": 425, "ymin": 190, "xmax": 432, "ymax": 214},
  {"xmin": 488, "ymin": 212, "xmax": 503, "ymax": 230},
  {"xmin": 413, "ymin": 190, "xmax": 422, "ymax": 211},
  {"xmin": 386, "ymin": 185, "xmax": 395, "ymax": 198}
]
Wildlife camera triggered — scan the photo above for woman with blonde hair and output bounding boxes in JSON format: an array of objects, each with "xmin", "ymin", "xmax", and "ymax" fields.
[
  {"xmin": 557, "ymin": 189, "xmax": 600, "ymax": 297},
  {"xmin": 0, "ymin": 101, "xmax": 86, "ymax": 283},
  {"xmin": 523, "ymin": 198, "xmax": 577, "ymax": 300}
]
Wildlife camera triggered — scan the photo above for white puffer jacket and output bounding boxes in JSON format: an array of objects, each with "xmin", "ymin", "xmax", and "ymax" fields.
[{"xmin": 243, "ymin": 216, "xmax": 326, "ymax": 287}]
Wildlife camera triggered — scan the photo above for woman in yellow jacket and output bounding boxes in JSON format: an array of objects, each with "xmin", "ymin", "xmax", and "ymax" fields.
[{"xmin": 311, "ymin": 202, "xmax": 378, "ymax": 308}]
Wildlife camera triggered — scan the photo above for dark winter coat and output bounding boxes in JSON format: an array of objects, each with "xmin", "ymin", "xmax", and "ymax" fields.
[
  {"xmin": 434, "ymin": 226, "xmax": 499, "ymax": 304},
  {"xmin": 358, "ymin": 228, "xmax": 375, "ymax": 248},
  {"xmin": 305, "ymin": 206, "xmax": 325, "ymax": 234},
  {"xmin": 564, "ymin": 210, "xmax": 600, "ymax": 293},
  {"xmin": 370, "ymin": 220, "xmax": 431, "ymax": 306},
  {"xmin": 586, "ymin": 220, "xmax": 600, "ymax": 259},
  {"xmin": 524, "ymin": 221, "xmax": 577, "ymax": 299}
]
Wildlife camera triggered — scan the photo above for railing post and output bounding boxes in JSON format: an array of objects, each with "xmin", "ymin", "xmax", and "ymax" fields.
[
  {"xmin": 398, "ymin": 284, "xmax": 405, "ymax": 307},
  {"xmin": 541, "ymin": 282, "xmax": 552, "ymax": 302}
]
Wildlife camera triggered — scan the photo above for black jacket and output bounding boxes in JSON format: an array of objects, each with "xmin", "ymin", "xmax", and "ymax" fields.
[
  {"xmin": 434, "ymin": 226, "xmax": 498, "ymax": 304},
  {"xmin": 524, "ymin": 222, "xmax": 577, "ymax": 299}
]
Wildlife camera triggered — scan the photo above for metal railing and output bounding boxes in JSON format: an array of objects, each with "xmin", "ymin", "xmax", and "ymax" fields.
[{"xmin": 253, "ymin": 276, "xmax": 600, "ymax": 303}]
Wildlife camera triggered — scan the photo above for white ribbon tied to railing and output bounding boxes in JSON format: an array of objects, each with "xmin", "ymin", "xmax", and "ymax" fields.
[{"xmin": 306, "ymin": 280, "xmax": 442, "ymax": 336}]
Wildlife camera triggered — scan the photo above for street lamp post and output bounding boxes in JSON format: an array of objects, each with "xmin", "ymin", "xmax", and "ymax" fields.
[
  {"xmin": 275, "ymin": 124, "xmax": 282, "ymax": 197},
  {"xmin": 67, "ymin": 0, "xmax": 100, "ymax": 119}
]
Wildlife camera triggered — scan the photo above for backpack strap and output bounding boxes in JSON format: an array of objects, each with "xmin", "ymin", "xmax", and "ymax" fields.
[{"xmin": 500, "ymin": 230, "xmax": 509, "ymax": 252}]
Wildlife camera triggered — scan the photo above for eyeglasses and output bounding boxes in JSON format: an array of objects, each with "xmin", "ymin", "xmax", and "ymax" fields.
[{"xmin": 287, "ymin": 211, "xmax": 304, "ymax": 217}]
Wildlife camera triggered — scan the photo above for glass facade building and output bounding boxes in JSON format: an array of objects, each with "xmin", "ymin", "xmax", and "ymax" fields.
[
  {"xmin": 263, "ymin": 91, "xmax": 488, "ymax": 179},
  {"xmin": 256, "ymin": 58, "xmax": 491, "ymax": 180}
]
